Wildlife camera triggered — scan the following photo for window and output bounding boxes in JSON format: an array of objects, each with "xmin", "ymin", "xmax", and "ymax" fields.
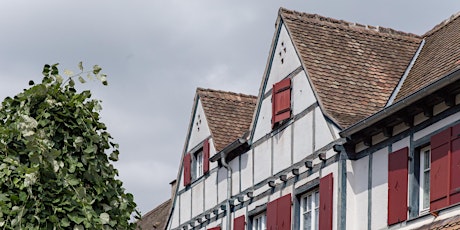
[
  {"xmin": 301, "ymin": 190, "xmax": 319, "ymax": 230},
  {"xmin": 183, "ymin": 138, "xmax": 210, "ymax": 186},
  {"xmin": 194, "ymin": 150, "xmax": 203, "ymax": 178},
  {"xmin": 252, "ymin": 213, "xmax": 266, "ymax": 230},
  {"xmin": 419, "ymin": 146, "xmax": 431, "ymax": 214}
]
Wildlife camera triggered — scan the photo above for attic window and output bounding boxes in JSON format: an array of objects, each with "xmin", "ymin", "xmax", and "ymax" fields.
[
  {"xmin": 272, "ymin": 78, "xmax": 292, "ymax": 128},
  {"xmin": 183, "ymin": 138, "xmax": 210, "ymax": 186}
]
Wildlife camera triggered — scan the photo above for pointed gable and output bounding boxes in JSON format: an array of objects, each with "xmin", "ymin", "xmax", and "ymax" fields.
[
  {"xmin": 197, "ymin": 88, "xmax": 257, "ymax": 152},
  {"xmin": 279, "ymin": 8, "xmax": 422, "ymax": 128},
  {"xmin": 394, "ymin": 12, "xmax": 460, "ymax": 102}
]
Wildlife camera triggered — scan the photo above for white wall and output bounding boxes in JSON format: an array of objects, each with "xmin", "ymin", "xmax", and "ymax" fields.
[
  {"xmin": 180, "ymin": 190, "xmax": 191, "ymax": 224},
  {"xmin": 205, "ymin": 171, "xmax": 218, "ymax": 211},
  {"xmin": 253, "ymin": 140, "xmax": 272, "ymax": 185},
  {"xmin": 371, "ymin": 147, "xmax": 388, "ymax": 230},
  {"xmin": 240, "ymin": 150, "xmax": 253, "ymax": 192},
  {"xmin": 292, "ymin": 71, "xmax": 316, "ymax": 114},
  {"xmin": 273, "ymin": 126, "xmax": 292, "ymax": 174},
  {"xmin": 293, "ymin": 113, "xmax": 313, "ymax": 162},
  {"xmin": 192, "ymin": 181, "xmax": 205, "ymax": 218},
  {"xmin": 346, "ymin": 156, "xmax": 369, "ymax": 230}
]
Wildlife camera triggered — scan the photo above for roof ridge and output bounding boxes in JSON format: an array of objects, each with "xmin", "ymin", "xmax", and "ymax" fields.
[
  {"xmin": 197, "ymin": 87, "xmax": 257, "ymax": 101},
  {"xmin": 423, "ymin": 11, "xmax": 460, "ymax": 37},
  {"xmin": 142, "ymin": 199, "xmax": 171, "ymax": 217},
  {"xmin": 279, "ymin": 7, "xmax": 421, "ymax": 40}
]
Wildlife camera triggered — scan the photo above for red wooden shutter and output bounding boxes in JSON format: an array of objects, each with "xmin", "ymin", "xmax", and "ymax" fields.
[
  {"xmin": 267, "ymin": 198, "xmax": 277, "ymax": 230},
  {"xmin": 430, "ymin": 129, "xmax": 450, "ymax": 211},
  {"xmin": 272, "ymin": 78, "xmax": 291, "ymax": 126},
  {"xmin": 319, "ymin": 173, "xmax": 333, "ymax": 230},
  {"xmin": 276, "ymin": 194, "xmax": 292, "ymax": 230},
  {"xmin": 208, "ymin": 227, "xmax": 221, "ymax": 230},
  {"xmin": 233, "ymin": 215, "xmax": 245, "ymax": 230},
  {"xmin": 266, "ymin": 194, "xmax": 292, "ymax": 230},
  {"xmin": 183, "ymin": 153, "xmax": 191, "ymax": 186},
  {"xmin": 450, "ymin": 124, "xmax": 460, "ymax": 205},
  {"xmin": 203, "ymin": 138, "xmax": 210, "ymax": 174},
  {"xmin": 387, "ymin": 147, "xmax": 408, "ymax": 225}
]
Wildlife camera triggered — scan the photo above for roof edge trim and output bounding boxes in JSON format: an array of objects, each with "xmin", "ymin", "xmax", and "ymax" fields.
[
  {"xmin": 340, "ymin": 67, "xmax": 460, "ymax": 138},
  {"xmin": 386, "ymin": 39, "xmax": 425, "ymax": 107}
]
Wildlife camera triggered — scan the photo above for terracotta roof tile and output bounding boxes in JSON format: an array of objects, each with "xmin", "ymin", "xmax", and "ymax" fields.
[
  {"xmin": 414, "ymin": 215, "xmax": 460, "ymax": 230},
  {"xmin": 280, "ymin": 8, "xmax": 422, "ymax": 128},
  {"xmin": 395, "ymin": 12, "xmax": 460, "ymax": 101},
  {"xmin": 136, "ymin": 199, "xmax": 171, "ymax": 230},
  {"xmin": 197, "ymin": 88, "xmax": 257, "ymax": 152}
]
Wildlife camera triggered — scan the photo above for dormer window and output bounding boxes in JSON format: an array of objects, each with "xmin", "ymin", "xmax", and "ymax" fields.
[{"xmin": 272, "ymin": 78, "xmax": 292, "ymax": 128}]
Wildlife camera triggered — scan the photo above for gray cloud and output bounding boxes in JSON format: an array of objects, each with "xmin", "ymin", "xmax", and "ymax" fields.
[{"xmin": 0, "ymin": 0, "xmax": 459, "ymax": 215}]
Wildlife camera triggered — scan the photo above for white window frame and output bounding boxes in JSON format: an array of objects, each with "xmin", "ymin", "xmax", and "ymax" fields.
[
  {"xmin": 300, "ymin": 190, "xmax": 319, "ymax": 230},
  {"xmin": 419, "ymin": 146, "xmax": 431, "ymax": 214},
  {"xmin": 194, "ymin": 150, "xmax": 203, "ymax": 179},
  {"xmin": 252, "ymin": 213, "xmax": 266, "ymax": 230}
]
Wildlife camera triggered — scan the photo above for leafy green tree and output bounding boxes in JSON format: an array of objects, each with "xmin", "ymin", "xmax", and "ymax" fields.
[{"xmin": 0, "ymin": 63, "xmax": 139, "ymax": 229}]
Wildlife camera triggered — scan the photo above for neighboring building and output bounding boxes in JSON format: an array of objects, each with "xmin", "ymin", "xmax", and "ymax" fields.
[
  {"xmin": 165, "ymin": 8, "xmax": 460, "ymax": 230},
  {"xmin": 137, "ymin": 199, "xmax": 172, "ymax": 230}
]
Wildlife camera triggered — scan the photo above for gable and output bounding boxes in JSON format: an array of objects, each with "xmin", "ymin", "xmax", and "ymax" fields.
[{"xmin": 280, "ymin": 8, "xmax": 422, "ymax": 128}]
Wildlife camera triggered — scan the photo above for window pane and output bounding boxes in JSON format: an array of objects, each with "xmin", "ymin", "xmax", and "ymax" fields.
[
  {"xmin": 423, "ymin": 170, "xmax": 430, "ymax": 209},
  {"xmin": 424, "ymin": 150, "xmax": 430, "ymax": 169},
  {"xmin": 307, "ymin": 195, "xmax": 312, "ymax": 211},
  {"xmin": 304, "ymin": 213, "xmax": 311, "ymax": 230}
]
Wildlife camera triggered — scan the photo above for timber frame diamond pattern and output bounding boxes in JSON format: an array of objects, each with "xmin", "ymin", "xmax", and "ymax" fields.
[{"xmin": 161, "ymin": 7, "xmax": 460, "ymax": 230}]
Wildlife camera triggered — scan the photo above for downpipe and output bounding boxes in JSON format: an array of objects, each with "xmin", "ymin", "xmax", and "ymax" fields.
[{"xmin": 220, "ymin": 157, "xmax": 232, "ymax": 230}]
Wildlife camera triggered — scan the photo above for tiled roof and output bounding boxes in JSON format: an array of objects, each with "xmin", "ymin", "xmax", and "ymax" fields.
[
  {"xmin": 280, "ymin": 8, "xmax": 422, "ymax": 128},
  {"xmin": 414, "ymin": 215, "xmax": 460, "ymax": 230},
  {"xmin": 136, "ymin": 199, "xmax": 171, "ymax": 230},
  {"xmin": 197, "ymin": 88, "xmax": 257, "ymax": 152},
  {"xmin": 394, "ymin": 12, "xmax": 460, "ymax": 101}
]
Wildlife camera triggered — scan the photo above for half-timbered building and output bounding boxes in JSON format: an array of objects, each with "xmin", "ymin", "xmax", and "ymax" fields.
[{"xmin": 165, "ymin": 8, "xmax": 460, "ymax": 230}]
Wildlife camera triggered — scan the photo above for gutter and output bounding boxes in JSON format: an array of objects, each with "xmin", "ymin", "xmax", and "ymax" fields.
[
  {"xmin": 340, "ymin": 67, "xmax": 460, "ymax": 138},
  {"xmin": 210, "ymin": 137, "xmax": 247, "ymax": 230}
]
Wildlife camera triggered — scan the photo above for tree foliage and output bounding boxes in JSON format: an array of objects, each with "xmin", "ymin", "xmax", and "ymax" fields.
[{"xmin": 0, "ymin": 63, "xmax": 138, "ymax": 229}]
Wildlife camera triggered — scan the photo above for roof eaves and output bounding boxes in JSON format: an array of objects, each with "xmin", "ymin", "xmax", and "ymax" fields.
[{"xmin": 340, "ymin": 67, "xmax": 460, "ymax": 139}]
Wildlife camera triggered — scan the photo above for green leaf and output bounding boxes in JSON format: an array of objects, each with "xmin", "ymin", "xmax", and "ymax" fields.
[
  {"xmin": 109, "ymin": 150, "xmax": 119, "ymax": 161},
  {"xmin": 78, "ymin": 76, "xmax": 86, "ymax": 84},
  {"xmin": 93, "ymin": 65, "xmax": 102, "ymax": 75},
  {"xmin": 78, "ymin": 61, "xmax": 83, "ymax": 71},
  {"xmin": 100, "ymin": 213, "xmax": 110, "ymax": 225},
  {"xmin": 61, "ymin": 217, "xmax": 71, "ymax": 227},
  {"xmin": 69, "ymin": 79, "xmax": 75, "ymax": 87}
]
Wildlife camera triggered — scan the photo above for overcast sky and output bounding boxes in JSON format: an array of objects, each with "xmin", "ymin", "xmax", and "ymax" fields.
[{"xmin": 0, "ymin": 1, "xmax": 459, "ymax": 216}]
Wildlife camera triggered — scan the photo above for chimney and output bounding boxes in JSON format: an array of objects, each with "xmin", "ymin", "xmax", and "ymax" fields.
[{"xmin": 169, "ymin": 179, "xmax": 177, "ymax": 198}]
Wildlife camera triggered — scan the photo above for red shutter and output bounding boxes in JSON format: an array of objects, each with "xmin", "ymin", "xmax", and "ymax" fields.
[
  {"xmin": 430, "ymin": 129, "xmax": 450, "ymax": 211},
  {"xmin": 451, "ymin": 137, "xmax": 460, "ymax": 204},
  {"xmin": 267, "ymin": 198, "xmax": 277, "ymax": 230},
  {"xmin": 387, "ymin": 147, "xmax": 408, "ymax": 225},
  {"xmin": 450, "ymin": 124, "xmax": 460, "ymax": 205},
  {"xmin": 208, "ymin": 227, "xmax": 221, "ymax": 230},
  {"xmin": 272, "ymin": 78, "xmax": 291, "ymax": 126},
  {"xmin": 203, "ymin": 138, "xmax": 210, "ymax": 174},
  {"xmin": 276, "ymin": 194, "xmax": 292, "ymax": 230},
  {"xmin": 233, "ymin": 215, "xmax": 245, "ymax": 230},
  {"xmin": 319, "ymin": 173, "xmax": 333, "ymax": 230},
  {"xmin": 266, "ymin": 194, "xmax": 292, "ymax": 230},
  {"xmin": 183, "ymin": 153, "xmax": 191, "ymax": 186}
]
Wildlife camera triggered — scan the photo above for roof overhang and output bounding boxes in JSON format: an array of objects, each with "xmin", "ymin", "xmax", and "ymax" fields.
[
  {"xmin": 340, "ymin": 67, "xmax": 460, "ymax": 145},
  {"xmin": 210, "ymin": 138, "xmax": 249, "ymax": 163}
]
